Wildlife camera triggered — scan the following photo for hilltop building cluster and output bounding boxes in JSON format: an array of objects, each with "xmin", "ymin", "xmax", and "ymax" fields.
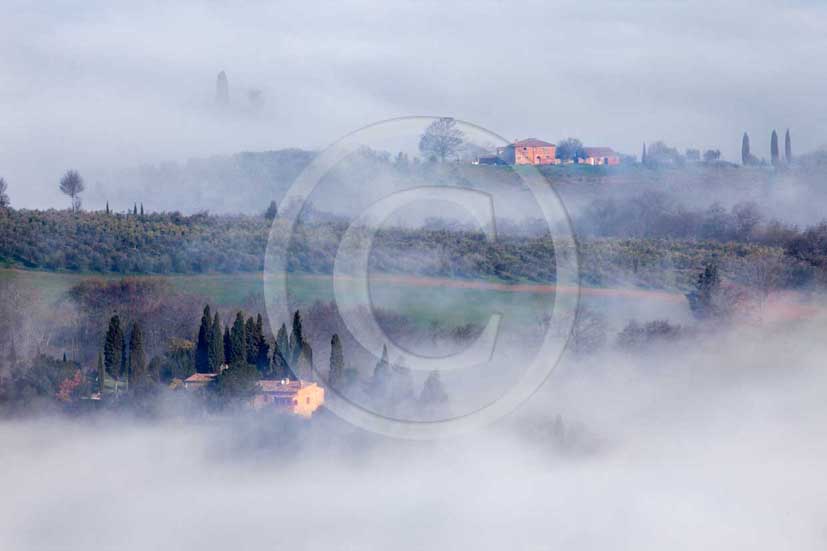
[
  {"xmin": 478, "ymin": 138, "xmax": 621, "ymax": 166},
  {"xmin": 180, "ymin": 372, "xmax": 324, "ymax": 417}
]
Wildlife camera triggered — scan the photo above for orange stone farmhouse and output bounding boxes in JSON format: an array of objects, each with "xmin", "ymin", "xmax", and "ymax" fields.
[
  {"xmin": 482, "ymin": 139, "xmax": 620, "ymax": 166},
  {"xmin": 179, "ymin": 373, "xmax": 325, "ymax": 417}
]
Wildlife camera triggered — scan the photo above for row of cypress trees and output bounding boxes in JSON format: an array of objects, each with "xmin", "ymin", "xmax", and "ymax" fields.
[
  {"xmin": 101, "ymin": 315, "xmax": 151, "ymax": 392},
  {"xmin": 741, "ymin": 129, "xmax": 792, "ymax": 166},
  {"xmin": 194, "ymin": 305, "xmax": 313, "ymax": 380},
  {"xmin": 98, "ymin": 306, "xmax": 448, "ymax": 407}
]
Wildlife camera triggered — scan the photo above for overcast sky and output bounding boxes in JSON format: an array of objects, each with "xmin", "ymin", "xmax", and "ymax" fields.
[{"xmin": 2, "ymin": 0, "xmax": 827, "ymax": 207}]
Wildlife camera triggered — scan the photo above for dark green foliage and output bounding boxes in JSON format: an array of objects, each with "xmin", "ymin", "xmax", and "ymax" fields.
[
  {"xmin": 419, "ymin": 370, "xmax": 448, "ymax": 406},
  {"xmin": 128, "ymin": 322, "xmax": 147, "ymax": 388},
  {"xmin": 641, "ymin": 142, "xmax": 647, "ymax": 165},
  {"xmin": 771, "ymin": 130, "xmax": 780, "ymax": 166},
  {"xmin": 687, "ymin": 262, "xmax": 720, "ymax": 319},
  {"xmin": 230, "ymin": 312, "xmax": 246, "ymax": 365},
  {"xmin": 276, "ymin": 324, "xmax": 289, "ymax": 360},
  {"xmin": 209, "ymin": 312, "xmax": 223, "ymax": 371},
  {"xmin": 556, "ymin": 138, "xmax": 585, "ymax": 161},
  {"xmin": 105, "ymin": 201, "xmax": 110, "ymax": 215},
  {"xmin": 245, "ymin": 316, "xmax": 257, "ymax": 364},
  {"xmin": 214, "ymin": 361, "xmax": 260, "ymax": 403},
  {"xmin": 289, "ymin": 310, "xmax": 304, "ymax": 365},
  {"xmin": 328, "ymin": 334, "xmax": 344, "ymax": 389},
  {"xmin": 195, "ymin": 305, "xmax": 211, "ymax": 373},
  {"xmin": 294, "ymin": 342, "xmax": 314, "ymax": 381},
  {"xmin": 270, "ymin": 339, "xmax": 292, "ymax": 380},
  {"xmin": 223, "ymin": 326, "xmax": 232, "ymax": 366},
  {"xmin": 103, "ymin": 315, "xmax": 126, "ymax": 379},
  {"xmin": 253, "ymin": 315, "xmax": 269, "ymax": 374},
  {"xmin": 158, "ymin": 338, "xmax": 195, "ymax": 382}
]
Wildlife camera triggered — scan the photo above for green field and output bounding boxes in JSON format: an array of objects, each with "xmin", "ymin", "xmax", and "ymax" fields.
[{"xmin": 1, "ymin": 268, "xmax": 690, "ymax": 331}]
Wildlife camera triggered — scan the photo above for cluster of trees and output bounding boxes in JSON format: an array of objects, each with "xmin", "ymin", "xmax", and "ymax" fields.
[
  {"xmin": 0, "ymin": 292, "xmax": 450, "ymax": 415},
  {"xmin": 99, "ymin": 316, "xmax": 155, "ymax": 397},
  {"xmin": 581, "ymin": 192, "xmax": 791, "ymax": 244},
  {"xmin": 741, "ymin": 130, "xmax": 792, "ymax": 167},
  {"xmin": 3, "ymin": 201, "xmax": 825, "ymax": 289},
  {"xmin": 641, "ymin": 141, "xmax": 723, "ymax": 167}
]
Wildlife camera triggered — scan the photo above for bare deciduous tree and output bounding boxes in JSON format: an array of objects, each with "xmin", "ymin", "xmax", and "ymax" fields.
[
  {"xmin": 418, "ymin": 117, "xmax": 464, "ymax": 162},
  {"xmin": 59, "ymin": 170, "xmax": 85, "ymax": 212}
]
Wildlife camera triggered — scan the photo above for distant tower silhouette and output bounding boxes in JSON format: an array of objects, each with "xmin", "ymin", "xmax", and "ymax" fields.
[{"xmin": 215, "ymin": 71, "xmax": 229, "ymax": 106}]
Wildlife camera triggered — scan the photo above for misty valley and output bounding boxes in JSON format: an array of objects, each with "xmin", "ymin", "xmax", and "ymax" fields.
[{"xmin": 4, "ymin": 2, "xmax": 827, "ymax": 547}]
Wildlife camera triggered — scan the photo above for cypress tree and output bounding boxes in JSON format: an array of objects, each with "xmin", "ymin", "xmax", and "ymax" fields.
[
  {"xmin": 209, "ymin": 312, "xmax": 224, "ymax": 371},
  {"xmin": 253, "ymin": 315, "xmax": 270, "ymax": 374},
  {"xmin": 271, "ymin": 338, "xmax": 291, "ymax": 379},
  {"xmin": 264, "ymin": 200, "xmax": 278, "ymax": 221},
  {"xmin": 133, "ymin": 203, "xmax": 138, "ymax": 216},
  {"xmin": 128, "ymin": 322, "xmax": 146, "ymax": 388},
  {"xmin": 223, "ymin": 326, "xmax": 232, "ymax": 365},
  {"xmin": 328, "ymin": 334, "xmax": 344, "ymax": 389},
  {"xmin": 771, "ymin": 130, "xmax": 780, "ymax": 166},
  {"xmin": 105, "ymin": 201, "xmax": 110, "ymax": 215},
  {"xmin": 420, "ymin": 370, "xmax": 449, "ymax": 406},
  {"xmin": 289, "ymin": 310, "xmax": 304, "ymax": 365},
  {"xmin": 140, "ymin": 203, "xmax": 144, "ymax": 217},
  {"xmin": 741, "ymin": 132, "xmax": 751, "ymax": 165},
  {"xmin": 230, "ymin": 312, "xmax": 246, "ymax": 365},
  {"xmin": 195, "ymin": 305, "xmax": 211, "ymax": 373},
  {"xmin": 97, "ymin": 351, "xmax": 105, "ymax": 395},
  {"xmin": 276, "ymin": 324, "xmax": 289, "ymax": 361},
  {"xmin": 785, "ymin": 129, "xmax": 792, "ymax": 163},
  {"xmin": 104, "ymin": 315, "xmax": 125, "ymax": 379},
  {"xmin": 295, "ymin": 342, "xmax": 314, "ymax": 381},
  {"xmin": 245, "ymin": 316, "xmax": 257, "ymax": 364},
  {"xmin": 641, "ymin": 142, "xmax": 647, "ymax": 165}
]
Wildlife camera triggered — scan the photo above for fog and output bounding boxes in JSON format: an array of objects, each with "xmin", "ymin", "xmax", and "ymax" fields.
[
  {"xmin": 4, "ymin": 0, "xmax": 827, "ymax": 208},
  {"xmin": 3, "ymin": 314, "xmax": 827, "ymax": 550}
]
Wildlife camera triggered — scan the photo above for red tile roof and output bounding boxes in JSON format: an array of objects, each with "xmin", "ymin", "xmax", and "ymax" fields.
[
  {"xmin": 512, "ymin": 138, "xmax": 555, "ymax": 147},
  {"xmin": 184, "ymin": 373, "xmax": 218, "ymax": 383},
  {"xmin": 583, "ymin": 147, "xmax": 618, "ymax": 157}
]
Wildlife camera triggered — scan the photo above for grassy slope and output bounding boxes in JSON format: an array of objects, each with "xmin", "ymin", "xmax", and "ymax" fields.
[{"xmin": 0, "ymin": 267, "xmax": 684, "ymax": 331}]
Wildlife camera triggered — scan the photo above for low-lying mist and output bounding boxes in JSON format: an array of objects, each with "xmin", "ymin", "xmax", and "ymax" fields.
[{"xmin": 3, "ymin": 315, "xmax": 827, "ymax": 550}]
